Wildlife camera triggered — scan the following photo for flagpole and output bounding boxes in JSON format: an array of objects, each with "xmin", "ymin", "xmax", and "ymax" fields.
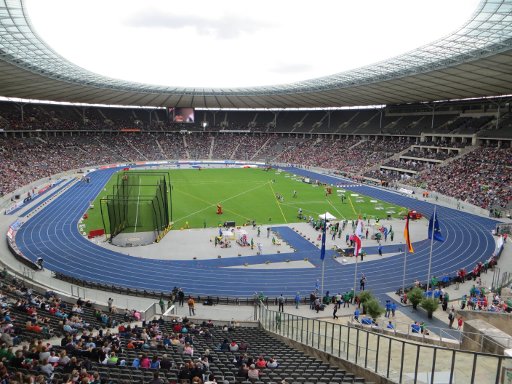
[
  {"xmin": 321, "ymin": 259, "xmax": 325, "ymax": 298},
  {"xmin": 426, "ymin": 205, "xmax": 437, "ymax": 293},
  {"xmin": 320, "ymin": 213, "xmax": 327, "ymax": 298},
  {"xmin": 353, "ymin": 253, "xmax": 358, "ymax": 295},
  {"xmin": 352, "ymin": 218, "xmax": 362, "ymax": 296},
  {"xmin": 402, "ymin": 245, "xmax": 408, "ymax": 294}
]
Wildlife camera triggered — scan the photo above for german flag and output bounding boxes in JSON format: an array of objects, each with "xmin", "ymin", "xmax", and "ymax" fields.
[{"xmin": 404, "ymin": 212, "xmax": 414, "ymax": 253}]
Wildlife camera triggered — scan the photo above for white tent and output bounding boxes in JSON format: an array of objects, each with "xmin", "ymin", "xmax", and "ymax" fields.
[
  {"xmin": 222, "ymin": 230, "xmax": 235, "ymax": 240},
  {"xmin": 318, "ymin": 212, "xmax": 336, "ymax": 221}
]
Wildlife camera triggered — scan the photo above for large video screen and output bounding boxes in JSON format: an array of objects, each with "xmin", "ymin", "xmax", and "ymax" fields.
[{"xmin": 169, "ymin": 107, "xmax": 195, "ymax": 123}]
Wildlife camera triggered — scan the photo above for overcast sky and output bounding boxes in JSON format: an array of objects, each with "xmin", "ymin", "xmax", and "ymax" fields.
[{"xmin": 25, "ymin": 0, "xmax": 480, "ymax": 88}]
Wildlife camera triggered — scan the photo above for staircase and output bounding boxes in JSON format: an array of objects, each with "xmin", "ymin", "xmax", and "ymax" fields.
[
  {"xmin": 351, "ymin": 110, "xmax": 381, "ymax": 134},
  {"xmin": 97, "ymin": 108, "xmax": 107, "ymax": 120},
  {"xmin": 155, "ymin": 139, "xmax": 166, "ymax": 159},
  {"xmin": 348, "ymin": 139, "xmax": 366, "ymax": 150},
  {"xmin": 183, "ymin": 135, "xmax": 190, "ymax": 159},
  {"xmin": 94, "ymin": 136, "xmax": 128, "ymax": 161},
  {"xmin": 335, "ymin": 111, "xmax": 360, "ymax": 134},
  {"xmin": 290, "ymin": 113, "xmax": 308, "ymax": 133},
  {"xmin": 124, "ymin": 137, "xmax": 148, "ymax": 160},
  {"xmin": 230, "ymin": 141, "xmax": 242, "ymax": 160},
  {"xmin": 208, "ymin": 137, "xmax": 215, "ymax": 159},
  {"xmin": 251, "ymin": 136, "xmax": 273, "ymax": 160},
  {"xmin": 73, "ymin": 108, "xmax": 83, "ymax": 121},
  {"xmin": 309, "ymin": 112, "xmax": 328, "ymax": 133}
]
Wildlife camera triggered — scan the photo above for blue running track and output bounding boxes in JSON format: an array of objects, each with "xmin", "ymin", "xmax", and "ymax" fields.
[
  {"xmin": 6, "ymin": 178, "xmax": 67, "ymax": 216},
  {"xmin": 14, "ymin": 166, "xmax": 499, "ymax": 298},
  {"xmin": 20, "ymin": 178, "xmax": 75, "ymax": 217}
]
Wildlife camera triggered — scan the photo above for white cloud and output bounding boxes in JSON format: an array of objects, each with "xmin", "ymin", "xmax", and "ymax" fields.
[
  {"xmin": 25, "ymin": 0, "xmax": 481, "ymax": 88},
  {"xmin": 269, "ymin": 63, "xmax": 314, "ymax": 75},
  {"xmin": 123, "ymin": 8, "xmax": 273, "ymax": 39}
]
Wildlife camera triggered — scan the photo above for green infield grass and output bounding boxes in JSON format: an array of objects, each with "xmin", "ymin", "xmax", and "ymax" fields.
[{"xmin": 83, "ymin": 167, "xmax": 406, "ymax": 234}]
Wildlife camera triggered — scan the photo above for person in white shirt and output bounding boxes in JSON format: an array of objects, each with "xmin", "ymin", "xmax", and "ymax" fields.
[
  {"xmin": 248, "ymin": 364, "xmax": 260, "ymax": 380},
  {"xmin": 267, "ymin": 357, "xmax": 279, "ymax": 368},
  {"xmin": 204, "ymin": 373, "xmax": 217, "ymax": 384},
  {"xmin": 48, "ymin": 351, "xmax": 60, "ymax": 364}
]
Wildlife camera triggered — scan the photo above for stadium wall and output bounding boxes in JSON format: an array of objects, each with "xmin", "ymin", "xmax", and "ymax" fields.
[{"xmin": 457, "ymin": 310, "xmax": 512, "ymax": 336}]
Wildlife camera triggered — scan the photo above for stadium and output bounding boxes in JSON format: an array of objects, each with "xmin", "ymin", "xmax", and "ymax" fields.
[{"xmin": 0, "ymin": 0, "xmax": 511, "ymax": 383}]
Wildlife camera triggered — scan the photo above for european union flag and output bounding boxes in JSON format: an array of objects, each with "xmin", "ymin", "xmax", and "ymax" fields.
[{"xmin": 428, "ymin": 212, "xmax": 445, "ymax": 242}]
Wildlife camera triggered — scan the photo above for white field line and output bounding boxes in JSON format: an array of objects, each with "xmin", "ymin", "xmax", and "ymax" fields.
[{"xmin": 174, "ymin": 181, "xmax": 269, "ymax": 223}]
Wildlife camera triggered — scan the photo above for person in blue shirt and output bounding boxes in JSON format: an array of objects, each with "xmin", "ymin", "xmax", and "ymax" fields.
[
  {"xmin": 387, "ymin": 321, "xmax": 394, "ymax": 330},
  {"xmin": 361, "ymin": 317, "xmax": 372, "ymax": 325},
  {"xmin": 385, "ymin": 300, "xmax": 392, "ymax": 318},
  {"xmin": 294, "ymin": 292, "xmax": 301, "ymax": 309},
  {"xmin": 411, "ymin": 322, "xmax": 421, "ymax": 333},
  {"xmin": 163, "ymin": 335, "xmax": 171, "ymax": 349},
  {"xmin": 390, "ymin": 301, "xmax": 397, "ymax": 317},
  {"xmin": 354, "ymin": 308, "xmax": 360, "ymax": 322},
  {"xmin": 150, "ymin": 356, "xmax": 160, "ymax": 369}
]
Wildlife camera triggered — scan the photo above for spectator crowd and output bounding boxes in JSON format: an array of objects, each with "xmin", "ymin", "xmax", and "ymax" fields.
[
  {"xmin": 1, "ymin": 102, "xmax": 510, "ymax": 213},
  {"xmin": 407, "ymin": 147, "xmax": 511, "ymax": 209}
]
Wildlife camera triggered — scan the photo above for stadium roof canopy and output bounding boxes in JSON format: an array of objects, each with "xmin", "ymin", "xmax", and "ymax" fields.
[{"xmin": 0, "ymin": 0, "xmax": 512, "ymax": 108}]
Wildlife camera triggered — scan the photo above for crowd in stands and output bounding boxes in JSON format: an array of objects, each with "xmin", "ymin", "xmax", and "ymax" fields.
[
  {"xmin": 210, "ymin": 135, "xmax": 245, "ymax": 161},
  {"xmin": 402, "ymin": 149, "xmax": 455, "ymax": 161},
  {"xmin": 454, "ymin": 258, "xmax": 512, "ymax": 313},
  {"xmin": 0, "ymin": 271, "xmax": 361, "ymax": 384},
  {"xmin": 0, "ymin": 100, "xmax": 503, "ymax": 138},
  {"xmin": 0, "ymin": 102, "xmax": 161, "ymax": 132},
  {"xmin": 0, "ymin": 134, "xmax": 407, "ymax": 196},
  {"xmin": 434, "ymin": 116, "xmax": 494, "ymax": 134},
  {"xmin": 459, "ymin": 284, "xmax": 512, "ymax": 313},
  {"xmin": 1, "ymin": 132, "xmax": 510, "ymax": 212},
  {"xmin": 407, "ymin": 147, "xmax": 511, "ymax": 209},
  {"xmin": 231, "ymin": 136, "xmax": 269, "ymax": 161},
  {"xmin": 363, "ymin": 169, "xmax": 409, "ymax": 183},
  {"xmin": 381, "ymin": 159, "xmax": 431, "ymax": 172},
  {"xmin": 420, "ymin": 140, "xmax": 468, "ymax": 148},
  {"xmin": 275, "ymin": 137, "xmax": 411, "ymax": 174},
  {"xmin": 0, "ymin": 271, "xmax": 149, "ymax": 383},
  {"xmin": 0, "ymin": 272, "xmax": 133, "ymax": 340},
  {"xmin": 256, "ymin": 137, "xmax": 301, "ymax": 162},
  {"xmin": 0, "ymin": 135, "xmax": 129, "ymax": 196},
  {"xmin": 185, "ymin": 136, "xmax": 213, "ymax": 160}
]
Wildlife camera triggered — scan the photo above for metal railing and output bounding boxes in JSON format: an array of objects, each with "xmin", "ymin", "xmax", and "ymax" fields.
[
  {"xmin": 348, "ymin": 316, "xmax": 512, "ymax": 352},
  {"xmin": 142, "ymin": 302, "xmax": 159, "ymax": 322},
  {"xmin": 258, "ymin": 304, "xmax": 512, "ymax": 384}
]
